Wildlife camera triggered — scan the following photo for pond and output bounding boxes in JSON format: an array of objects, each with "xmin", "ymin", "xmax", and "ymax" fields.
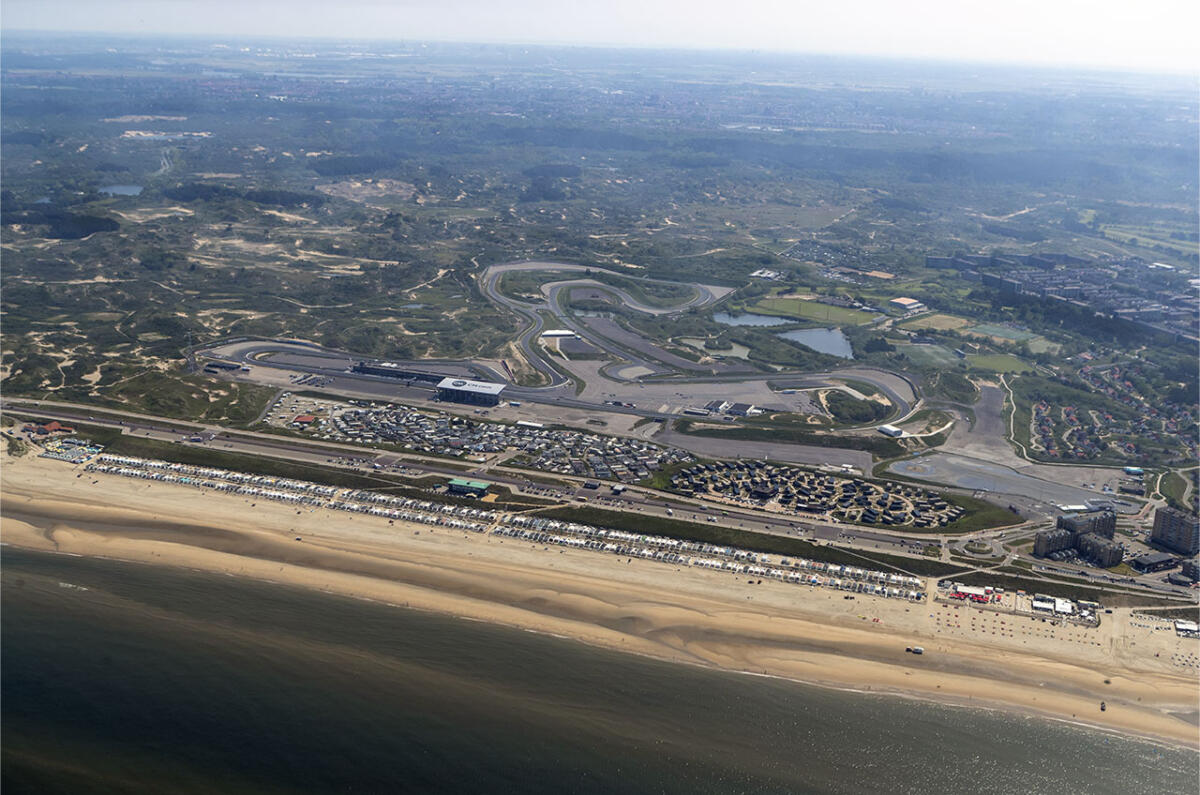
[
  {"xmin": 712, "ymin": 311, "xmax": 789, "ymax": 327},
  {"xmin": 776, "ymin": 327, "xmax": 854, "ymax": 359},
  {"xmin": 99, "ymin": 184, "xmax": 143, "ymax": 196}
]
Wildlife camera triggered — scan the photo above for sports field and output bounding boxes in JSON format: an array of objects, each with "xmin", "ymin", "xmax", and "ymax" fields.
[
  {"xmin": 966, "ymin": 353, "xmax": 1034, "ymax": 374},
  {"xmin": 1026, "ymin": 337, "xmax": 1059, "ymax": 355},
  {"xmin": 896, "ymin": 344, "xmax": 962, "ymax": 368},
  {"xmin": 965, "ymin": 323, "xmax": 1036, "ymax": 342},
  {"xmin": 900, "ymin": 313, "xmax": 970, "ymax": 331}
]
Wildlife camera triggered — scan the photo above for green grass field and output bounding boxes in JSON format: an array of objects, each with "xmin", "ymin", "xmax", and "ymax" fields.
[
  {"xmin": 1102, "ymin": 225, "xmax": 1199, "ymax": 258},
  {"xmin": 966, "ymin": 323, "xmax": 1036, "ymax": 342},
  {"xmin": 1160, "ymin": 469, "xmax": 1194, "ymax": 511},
  {"xmin": 966, "ymin": 353, "xmax": 1034, "ymax": 374},
  {"xmin": 896, "ymin": 344, "xmax": 962, "ymax": 368},
  {"xmin": 1025, "ymin": 337, "xmax": 1059, "ymax": 355},
  {"xmin": 752, "ymin": 297, "xmax": 876, "ymax": 325}
]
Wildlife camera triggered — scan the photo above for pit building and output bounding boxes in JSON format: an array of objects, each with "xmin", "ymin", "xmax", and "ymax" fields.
[{"xmin": 436, "ymin": 377, "xmax": 506, "ymax": 407}]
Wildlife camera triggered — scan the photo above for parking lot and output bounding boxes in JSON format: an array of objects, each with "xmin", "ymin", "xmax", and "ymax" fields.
[{"xmin": 265, "ymin": 394, "xmax": 692, "ymax": 483}]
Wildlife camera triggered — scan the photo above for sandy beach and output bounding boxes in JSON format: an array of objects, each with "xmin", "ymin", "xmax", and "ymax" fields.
[{"xmin": 3, "ymin": 450, "xmax": 1197, "ymax": 748}]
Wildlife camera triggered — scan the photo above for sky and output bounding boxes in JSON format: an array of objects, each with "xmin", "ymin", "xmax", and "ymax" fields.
[{"xmin": 3, "ymin": 0, "xmax": 1198, "ymax": 74}]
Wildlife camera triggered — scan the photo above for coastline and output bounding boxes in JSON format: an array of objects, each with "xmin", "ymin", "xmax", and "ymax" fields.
[{"xmin": 3, "ymin": 452, "xmax": 1198, "ymax": 748}]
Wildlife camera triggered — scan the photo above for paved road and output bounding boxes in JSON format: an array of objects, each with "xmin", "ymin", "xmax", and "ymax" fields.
[
  {"xmin": 942, "ymin": 385, "xmax": 1008, "ymax": 458},
  {"xmin": 197, "ymin": 256, "xmax": 919, "ymax": 427},
  {"xmin": 652, "ymin": 423, "xmax": 874, "ymax": 472},
  {"xmin": 1, "ymin": 398, "xmax": 970, "ymax": 563},
  {"xmin": 9, "ymin": 398, "xmax": 1195, "ymax": 601},
  {"xmin": 480, "ymin": 260, "xmax": 732, "ymax": 384},
  {"xmin": 200, "ymin": 338, "xmax": 918, "ymax": 426}
]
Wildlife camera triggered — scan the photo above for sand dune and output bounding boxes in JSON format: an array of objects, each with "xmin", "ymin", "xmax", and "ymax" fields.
[{"xmin": 2, "ymin": 451, "xmax": 1197, "ymax": 747}]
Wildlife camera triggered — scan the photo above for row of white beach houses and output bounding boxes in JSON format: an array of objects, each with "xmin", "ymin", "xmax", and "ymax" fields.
[{"xmin": 86, "ymin": 453, "xmax": 925, "ymax": 602}]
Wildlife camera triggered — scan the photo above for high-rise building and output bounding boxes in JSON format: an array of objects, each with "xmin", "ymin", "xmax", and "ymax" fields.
[
  {"xmin": 1057, "ymin": 510, "xmax": 1116, "ymax": 539},
  {"xmin": 1180, "ymin": 558, "xmax": 1199, "ymax": 583},
  {"xmin": 1151, "ymin": 507, "xmax": 1200, "ymax": 556},
  {"xmin": 1034, "ymin": 528, "xmax": 1073, "ymax": 557},
  {"xmin": 1076, "ymin": 533, "xmax": 1123, "ymax": 568},
  {"xmin": 1034, "ymin": 511, "xmax": 1122, "ymax": 562}
]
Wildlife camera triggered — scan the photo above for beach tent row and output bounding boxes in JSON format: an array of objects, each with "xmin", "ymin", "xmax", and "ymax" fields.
[
  {"xmin": 87, "ymin": 461, "xmax": 492, "ymax": 531},
  {"xmin": 95, "ymin": 455, "xmax": 341, "ymax": 496},
  {"xmin": 87, "ymin": 454, "xmax": 924, "ymax": 602},
  {"xmin": 493, "ymin": 525, "xmax": 922, "ymax": 601},
  {"xmin": 337, "ymin": 487, "xmax": 498, "ymax": 523},
  {"xmin": 506, "ymin": 515, "xmax": 923, "ymax": 595},
  {"xmin": 92, "ymin": 454, "xmax": 500, "ymax": 524},
  {"xmin": 326, "ymin": 499, "xmax": 490, "ymax": 533}
]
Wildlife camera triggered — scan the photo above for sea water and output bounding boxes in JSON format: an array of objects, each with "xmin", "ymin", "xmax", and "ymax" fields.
[{"xmin": 3, "ymin": 548, "xmax": 1195, "ymax": 794}]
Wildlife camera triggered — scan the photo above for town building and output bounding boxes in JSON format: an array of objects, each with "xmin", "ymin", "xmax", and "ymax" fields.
[
  {"xmin": 1076, "ymin": 533, "xmax": 1123, "ymax": 567},
  {"xmin": 1180, "ymin": 558, "xmax": 1199, "ymax": 583},
  {"xmin": 447, "ymin": 478, "xmax": 490, "ymax": 497},
  {"xmin": 1131, "ymin": 551, "xmax": 1177, "ymax": 573},
  {"xmin": 351, "ymin": 361, "xmax": 446, "ymax": 383},
  {"xmin": 1151, "ymin": 506, "xmax": 1200, "ymax": 555},
  {"xmin": 1057, "ymin": 510, "xmax": 1116, "ymax": 539},
  {"xmin": 1033, "ymin": 510, "xmax": 1119, "ymax": 563},
  {"xmin": 1033, "ymin": 528, "xmax": 1073, "ymax": 557},
  {"xmin": 749, "ymin": 268, "xmax": 784, "ymax": 280},
  {"xmin": 435, "ymin": 377, "xmax": 506, "ymax": 407},
  {"xmin": 888, "ymin": 297, "xmax": 926, "ymax": 313},
  {"xmin": 23, "ymin": 420, "xmax": 76, "ymax": 436}
]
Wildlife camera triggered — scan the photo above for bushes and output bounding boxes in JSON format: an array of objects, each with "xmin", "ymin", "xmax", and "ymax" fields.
[
  {"xmin": 826, "ymin": 391, "xmax": 889, "ymax": 424},
  {"xmin": 0, "ymin": 207, "xmax": 119, "ymax": 239},
  {"xmin": 927, "ymin": 371, "xmax": 977, "ymax": 403},
  {"xmin": 674, "ymin": 419, "xmax": 906, "ymax": 458},
  {"xmin": 307, "ymin": 155, "xmax": 398, "ymax": 176},
  {"xmin": 163, "ymin": 183, "xmax": 324, "ymax": 208}
]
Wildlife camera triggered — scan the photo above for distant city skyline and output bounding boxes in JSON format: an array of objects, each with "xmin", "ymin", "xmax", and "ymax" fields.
[{"xmin": 2, "ymin": 0, "xmax": 1198, "ymax": 74}]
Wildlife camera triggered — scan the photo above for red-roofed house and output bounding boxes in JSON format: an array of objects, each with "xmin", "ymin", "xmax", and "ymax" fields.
[{"xmin": 27, "ymin": 421, "xmax": 75, "ymax": 435}]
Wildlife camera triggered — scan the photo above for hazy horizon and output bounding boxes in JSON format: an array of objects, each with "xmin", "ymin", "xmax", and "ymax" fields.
[{"xmin": 3, "ymin": 0, "xmax": 1198, "ymax": 75}]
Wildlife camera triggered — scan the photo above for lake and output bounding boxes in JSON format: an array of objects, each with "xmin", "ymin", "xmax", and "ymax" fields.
[
  {"xmin": 712, "ymin": 311, "xmax": 790, "ymax": 327},
  {"xmin": 777, "ymin": 327, "xmax": 855, "ymax": 358},
  {"xmin": 99, "ymin": 184, "xmax": 143, "ymax": 196}
]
